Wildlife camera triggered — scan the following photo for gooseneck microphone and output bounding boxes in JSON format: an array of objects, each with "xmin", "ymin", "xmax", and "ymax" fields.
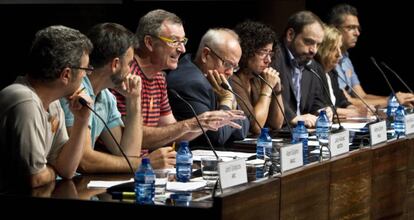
[
  {"xmin": 220, "ymin": 82, "xmax": 263, "ymax": 130},
  {"xmin": 253, "ymin": 73, "xmax": 293, "ymax": 134},
  {"xmin": 336, "ymin": 74, "xmax": 381, "ymax": 121},
  {"xmin": 78, "ymin": 97, "xmax": 135, "ymax": 175},
  {"xmin": 380, "ymin": 62, "xmax": 413, "ymax": 94},
  {"xmin": 370, "ymin": 57, "xmax": 400, "ymax": 104},
  {"xmin": 169, "ymin": 89, "xmax": 219, "ymax": 159},
  {"xmin": 305, "ymin": 65, "xmax": 343, "ymax": 130}
]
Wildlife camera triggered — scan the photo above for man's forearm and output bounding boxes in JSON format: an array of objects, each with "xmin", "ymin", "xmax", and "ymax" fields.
[{"xmin": 121, "ymin": 97, "xmax": 143, "ymax": 156}]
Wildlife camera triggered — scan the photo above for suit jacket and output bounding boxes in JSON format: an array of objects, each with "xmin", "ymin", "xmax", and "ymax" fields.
[
  {"xmin": 272, "ymin": 44, "xmax": 327, "ymax": 124},
  {"xmin": 328, "ymin": 69, "xmax": 351, "ymax": 108},
  {"xmin": 166, "ymin": 54, "xmax": 249, "ymax": 149}
]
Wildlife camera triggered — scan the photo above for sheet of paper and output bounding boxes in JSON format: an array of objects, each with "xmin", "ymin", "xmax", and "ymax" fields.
[
  {"xmin": 87, "ymin": 178, "xmax": 133, "ymax": 188},
  {"xmin": 192, "ymin": 150, "xmax": 255, "ymax": 161},
  {"xmin": 166, "ymin": 180, "xmax": 207, "ymax": 192}
]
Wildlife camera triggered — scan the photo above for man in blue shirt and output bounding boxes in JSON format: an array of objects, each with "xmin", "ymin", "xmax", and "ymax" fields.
[{"xmin": 329, "ymin": 4, "xmax": 414, "ymax": 107}]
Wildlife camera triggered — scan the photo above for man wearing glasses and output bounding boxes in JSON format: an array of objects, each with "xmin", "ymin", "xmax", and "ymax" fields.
[
  {"xmin": 328, "ymin": 3, "xmax": 414, "ymax": 107},
  {"xmin": 167, "ymin": 28, "xmax": 250, "ymax": 148},
  {"xmin": 112, "ymin": 10, "xmax": 245, "ymax": 157},
  {"xmin": 0, "ymin": 25, "xmax": 92, "ymax": 192}
]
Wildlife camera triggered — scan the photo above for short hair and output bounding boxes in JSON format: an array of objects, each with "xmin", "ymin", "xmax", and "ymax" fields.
[
  {"xmin": 87, "ymin": 23, "xmax": 136, "ymax": 68},
  {"xmin": 28, "ymin": 25, "xmax": 93, "ymax": 81},
  {"xmin": 283, "ymin": 10, "xmax": 324, "ymax": 37},
  {"xmin": 235, "ymin": 20, "xmax": 278, "ymax": 69},
  {"xmin": 135, "ymin": 9, "xmax": 183, "ymax": 48},
  {"xmin": 328, "ymin": 4, "xmax": 358, "ymax": 27},
  {"xmin": 315, "ymin": 25, "xmax": 342, "ymax": 68},
  {"xmin": 195, "ymin": 28, "xmax": 239, "ymax": 59}
]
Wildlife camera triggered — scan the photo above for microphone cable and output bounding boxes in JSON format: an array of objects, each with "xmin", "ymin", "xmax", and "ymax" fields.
[{"xmin": 78, "ymin": 98, "xmax": 135, "ymax": 175}]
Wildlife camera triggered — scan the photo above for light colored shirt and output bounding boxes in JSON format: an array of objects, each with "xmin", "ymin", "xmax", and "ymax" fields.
[
  {"xmin": 335, "ymin": 52, "xmax": 361, "ymax": 93},
  {"xmin": 60, "ymin": 76, "xmax": 123, "ymax": 147}
]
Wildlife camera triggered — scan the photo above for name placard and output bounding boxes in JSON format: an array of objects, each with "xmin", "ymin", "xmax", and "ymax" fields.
[
  {"xmin": 405, "ymin": 114, "xmax": 414, "ymax": 135},
  {"xmin": 369, "ymin": 120, "xmax": 387, "ymax": 146},
  {"xmin": 329, "ymin": 129, "xmax": 349, "ymax": 157},
  {"xmin": 280, "ymin": 143, "xmax": 303, "ymax": 173},
  {"xmin": 218, "ymin": 158, "xmax": 247, "ymax": 189}
]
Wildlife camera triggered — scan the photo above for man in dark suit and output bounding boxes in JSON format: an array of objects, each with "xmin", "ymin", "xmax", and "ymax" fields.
[{"xmin": 273, "ymin": 10, "xmax": 332, "ymax": 128}]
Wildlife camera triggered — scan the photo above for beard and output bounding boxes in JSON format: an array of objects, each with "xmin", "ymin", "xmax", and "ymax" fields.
[{"xmin": 111, "ymin": 69, "xmax": 126, "ymax": 87}]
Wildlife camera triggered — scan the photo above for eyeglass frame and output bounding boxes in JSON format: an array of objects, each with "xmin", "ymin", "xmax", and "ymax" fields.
[
  {"xmin": 205, "ymin": 45, "xmax": 240, "ymax": 72},
  {"xmin": 70, "ymin": 65, "xmax": 94, "ymax": 75},
  {"xmin": 150, "ymin": 35, "xmax": 188, "ymax": 48},
  {"xmin": 255, "ymin": 49, "xmax": 275, "ymax": 59}
]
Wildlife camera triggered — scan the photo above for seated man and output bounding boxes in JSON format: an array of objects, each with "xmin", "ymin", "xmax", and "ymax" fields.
[
  {"xmin": 0, "ymin": 25, "xmax": 92, "ymax": 192},
  {"xmin": 112, "ymin": 9, "xmax": 245, "ymax": 153},
  {"xmin": 273, "ymin": 11, "xmax": 332, "ymax": 128},
  {"xmin": 167, "ymin": 28, "xmax": 250, "ymax": 148},
  {"xmin": 61, "ymin": 23, "xmax": 173, "ymax": 172},
  {"xmin": 328, "ymin": 3, "xmax": 414, "ymax": 107}
]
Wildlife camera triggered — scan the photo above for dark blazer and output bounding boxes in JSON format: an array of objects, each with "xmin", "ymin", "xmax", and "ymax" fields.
[
  {"xmin": 328, "ymin": 69, "xmax": 351, "ymax": 108},
  {"xmin": 166, "ymin": 54, "xmax": 249, "ymax": 149},
  {"xmin": 272, "ymin": 44, "xmax": 327, "ymax": 124}
]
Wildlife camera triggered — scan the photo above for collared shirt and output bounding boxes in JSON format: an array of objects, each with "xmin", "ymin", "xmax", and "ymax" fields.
[
  {"xmin": 60, "ymin": 76, "xmax": 123, "ymax": 147},
  {"xmin": 335, "ymin": 51, "xmax": 361, "ymax": 93},
  {"xmin": 287, "ymin": 49, "xmax": 304, "ymax": 116}
]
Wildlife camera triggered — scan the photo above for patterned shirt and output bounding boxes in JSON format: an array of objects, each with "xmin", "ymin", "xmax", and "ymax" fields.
[{"xmin": 111, "ymin": 58, "xmax": 172, "ymax": 127}]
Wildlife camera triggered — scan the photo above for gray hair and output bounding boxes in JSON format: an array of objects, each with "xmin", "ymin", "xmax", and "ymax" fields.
[
  {"xmin": 195, "ymin": 28, "xmax": 239, "ymax": 59},
  {"xmin": 28, "ymin": 25, "xmax": 93, "ymax": 81},
  {"xmin": 135, "ymin": 9, "xmax": 182, "ymax": 48}
]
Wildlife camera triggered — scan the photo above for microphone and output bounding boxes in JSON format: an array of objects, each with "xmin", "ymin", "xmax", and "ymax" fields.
[
  {"xmin": 304, "ymin": 65, "xmax": 343, "ymax": 130},
  {"xmin": 380, "ymin": 62, "xmax": 413, "ymax": 94},
  {"xmin": 169, "ymin": 89, "xmax": 219, "ymax": 159},
  {"xmin": 253, "ymin": 73, "xmax": 293, "ymax": 134},
  {"xmin": 78, "ymin": 97, "xmax": 135, "ymax": 175},
  {"xmin": 370, "ymin": 57, "xmax": 400, "ymax": 104},
  {"xmin": 336, "ymin": 73, "xmax": 381, "ymax": 122},
  {"xmin": 220, "ymin": 82, "xmax": 263, "ymax": 130}
]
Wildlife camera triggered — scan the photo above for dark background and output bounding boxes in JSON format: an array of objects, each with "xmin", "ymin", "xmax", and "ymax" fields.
[{"xmin": 0, "ymin": 0, "xmax": 411, "ymax": 96}]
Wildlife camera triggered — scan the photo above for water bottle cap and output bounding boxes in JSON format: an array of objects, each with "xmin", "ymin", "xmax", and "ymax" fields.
[
  {"xmin": 320, "ymin": 110, "xmax": 326, "ymax": 115},
  {"xmin": 261, "ymin": 127, "xmax": 269, "ymax": 133},
  {"xmin": 180, "ymin": 140, "xmax": 189, "ymax": 147},
  {"xmin": 297, "ymin": 120, "xmax": 305, "ymax": 126},
  {"xmin": 142, "ymin": 157, "xmax": 150, "ymax": 164}
]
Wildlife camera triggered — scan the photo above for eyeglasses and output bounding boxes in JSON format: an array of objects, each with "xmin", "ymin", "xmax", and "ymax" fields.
[
  {"xmin": 153, "ymin": 35, "xmax": 188, "ymax": 48},
  {"xmin": 340, "ymin": 25, "xmax": 361, "ymax": 33},
  {"xmin": 70, "ymin": 65, "xmax": 94, "ymax": 75},
  {"xmin": 205, "ymin": 45, "xmax": 240, "ymax": 72},
  {"xmin": 256, "ymin": 50, "xmax": 274, "ymax": 59}
]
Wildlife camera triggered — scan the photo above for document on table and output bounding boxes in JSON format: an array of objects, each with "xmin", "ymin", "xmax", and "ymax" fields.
[
  {"xmin": 87, "ymin": 178, "xmax": 133, "ymax": 188},
  {"xmin": 192, "ymin": 150, "xmax": 255, "ymax": 161},
  {"xmin": 166, "ymin": 180, "xmax": 207, "ymax": 192},
  {"xmin": 332, "ymin": 122, "xmax": 367, "ymax": 131}
]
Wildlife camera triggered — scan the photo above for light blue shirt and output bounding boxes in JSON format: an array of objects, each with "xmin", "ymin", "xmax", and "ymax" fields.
[
  {"xmin": 335, "ymin": 52, "xmax": 361, "ymax": 93},
  {"xmin": 287, "ymin": 48, "xmax": 304, "ymax": 116},
  {"xmin": 60, "ymin": 76, "xmax": 123, "ymax": 148}
]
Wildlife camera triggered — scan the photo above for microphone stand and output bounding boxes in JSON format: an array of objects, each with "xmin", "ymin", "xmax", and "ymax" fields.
[
  {"xmin": 169, "ymin": 89, "xmax": 219, "ymax": 159},
  {"xmin": 370, "ymin": 57, "xmax": 400, "ymax": 105},
  {"xmin": 380, "ymin": 62, "xmax": 413, "ymax": 93},
  {"xmin": 253, "ymin": 73, "xmax": 293, "ymax": 134}
]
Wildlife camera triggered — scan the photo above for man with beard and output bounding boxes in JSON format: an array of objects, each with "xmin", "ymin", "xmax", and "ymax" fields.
[
  {"xmin": 112, "ymin": 10, "xmax": 246, "ymax": 154},
  {"xmin": 273, "ymin": 11, "xmax": 332, "ymax": 128},
  {"xmin": 328, "ymin": 4, "xmax": 414, "ymax": 107},
  {"xmin": 0, "ymin": 25, "xmax": 92, "ymax": 193},
  {"xmin": 60, "ymin": 23, "xmax": 173, "ymax": 173}
]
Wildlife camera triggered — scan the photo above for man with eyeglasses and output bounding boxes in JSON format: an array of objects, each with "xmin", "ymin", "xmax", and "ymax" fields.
[
  {"xmin": 328, "ymin": 3, "xmax": 414, "ymax": 107},
  {"xmin": 167, "ymin": 28, "xmax": 250, "ymax": 148},
  {"xmin": 230, "ymin": 20, "xmax": 285, "ymax": 135},
  {"xmin": 111, "ymin": 10, "xmax": 245, "ymax": 156},
  {"xmin": 273, "ymin": 11, "xmax": 332, "ymax": 128},
  {"xmin": 0, "ymin": 25, "xmax": 92, "ymax": 192}
]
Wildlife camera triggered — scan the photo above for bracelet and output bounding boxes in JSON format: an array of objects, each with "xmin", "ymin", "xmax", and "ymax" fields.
[{"xmin": 259, "ymin": 93, "xmax": 271, "ymax": 98}]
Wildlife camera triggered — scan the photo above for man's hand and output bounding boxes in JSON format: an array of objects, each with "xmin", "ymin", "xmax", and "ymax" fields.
[
  {"xmin": 206, "ymin": 70, "xmax": 235, "ymax": 109},
  {"xmin": 114, "ymin": 74, "xmax": 142, "ymax": 100},
  {"xmin": 291, "ymin": 114, "xmax": 318, "ymax": 128},
  {"xmin": 396, "ymin": 91, "xmax": 414, "ymax": 107},
  {"xmin": 68, "ymin": 87, "xmax": 93, "ymax": 123},
  {"xmin": 189, "ymin": 110, "xmax": 246, "ymax": 132},
  {"xmin": 148, "ymin": 147, "xmax": 176, "ymax": 169}
]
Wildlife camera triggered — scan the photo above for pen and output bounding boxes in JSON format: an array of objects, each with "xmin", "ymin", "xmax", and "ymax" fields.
[
  {"xmin": 75, "ymin": 87, "xmax": 86, "ymax": 95},
  {"xmin": 111, "ymin": 191, "xmax": 135, "ymax": 200},
  {"xmin": 172, "ymin": 142, "xmax": 176, "ymax": 151}
]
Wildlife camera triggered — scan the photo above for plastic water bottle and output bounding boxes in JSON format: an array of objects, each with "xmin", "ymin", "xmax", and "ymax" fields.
[
  {"xmin": 135, "ymin": 157, "xmax": 155, "ymax": 204},
  {"xmin": 257, "ymin": 127, "xmax": 272, "ymax": 160},
  {"xmin": 387, "ymin": 94, "xmax": 399, "ymax": 124},
  {"xmin": 292, "ymin": 121, "xmax": 309, "ymax": 164},
  {"xmin": 176, "ymin": 141, "xmax": 193, "ymax": 182},
  {"xmin": 394, "ymin": 105, "xmax": 406, "ymax": 137},
  {"xmin": 316, "ymin": 110, "xmax": 330, "ymax": 147}
]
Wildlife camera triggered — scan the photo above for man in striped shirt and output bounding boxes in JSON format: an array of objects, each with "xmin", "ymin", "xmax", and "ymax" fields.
[{"xmin": 112, "ymin": 10, "xmax": 245, "ymax": 165}]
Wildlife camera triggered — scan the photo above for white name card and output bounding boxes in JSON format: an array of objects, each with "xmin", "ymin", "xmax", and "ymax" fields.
[
  {"xmin": 405, "ymin": 114, "xmax": 414, "ymax": 135},
  {"xmin": 218, "ymin": 158, "xmax": 247, "ymax": 190},
  {"xmin": 369, "ymin": 120, "xmax": 387, "ymax": 146},
  {"xmin": 280, "ymin": 143, "xmax": 303, "ymax": 173},
  {"xmin": 329, "ymin": 129, "xmax": 349, "ymax": 157}
]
